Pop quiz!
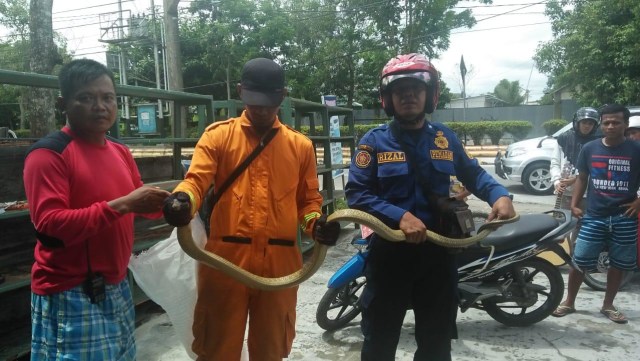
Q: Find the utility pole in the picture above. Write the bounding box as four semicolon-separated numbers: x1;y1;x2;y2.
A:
460;55;467;123
117;0;130;119
163;0;185;137
524;63;534;104
151;0;163;122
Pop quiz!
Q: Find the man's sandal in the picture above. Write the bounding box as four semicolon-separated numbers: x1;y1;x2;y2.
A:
600;308;628;324
552;304;576;317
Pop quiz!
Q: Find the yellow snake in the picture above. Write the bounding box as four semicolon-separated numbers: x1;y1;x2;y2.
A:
177;208;518;291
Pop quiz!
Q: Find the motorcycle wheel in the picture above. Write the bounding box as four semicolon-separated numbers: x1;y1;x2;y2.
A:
568;230;634;292
482;258;564;327
316;277;366;331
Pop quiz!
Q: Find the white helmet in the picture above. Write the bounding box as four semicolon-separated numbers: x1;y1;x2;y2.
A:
628;115;640;130
626;116;640;136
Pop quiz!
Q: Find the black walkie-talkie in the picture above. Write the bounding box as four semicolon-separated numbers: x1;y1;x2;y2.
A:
83;238;105;304
83;272;106;304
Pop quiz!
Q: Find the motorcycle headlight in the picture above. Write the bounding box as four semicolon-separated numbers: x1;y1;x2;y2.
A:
507;147;526;158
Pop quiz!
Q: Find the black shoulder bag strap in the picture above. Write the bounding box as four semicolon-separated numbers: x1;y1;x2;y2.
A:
201;127;279;234
212;127;278;206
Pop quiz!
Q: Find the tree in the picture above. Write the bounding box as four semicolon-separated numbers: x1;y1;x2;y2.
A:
126;0;491;112
534;0;640;105
1;0;30;129
25;0;60;137
0;42;25;129
491;79;525;106
163;0;184;92
438;76;452;110
0;0;28;41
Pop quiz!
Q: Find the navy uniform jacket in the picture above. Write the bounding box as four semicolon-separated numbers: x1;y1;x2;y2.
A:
345;121;509;230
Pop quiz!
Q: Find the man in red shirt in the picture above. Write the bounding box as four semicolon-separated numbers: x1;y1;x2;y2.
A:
23;59;169;360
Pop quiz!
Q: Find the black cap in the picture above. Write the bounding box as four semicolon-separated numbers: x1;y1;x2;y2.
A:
240;58;285;107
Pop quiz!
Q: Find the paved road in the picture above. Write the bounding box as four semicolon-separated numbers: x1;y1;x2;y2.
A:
133;162;640;361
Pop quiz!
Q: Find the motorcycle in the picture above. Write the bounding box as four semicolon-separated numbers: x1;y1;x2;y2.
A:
316;210;577;331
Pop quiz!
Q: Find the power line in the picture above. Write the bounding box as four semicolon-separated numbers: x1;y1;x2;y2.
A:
474;0;548;24
53;13;102;22
455;1;548;9
53;0;134;15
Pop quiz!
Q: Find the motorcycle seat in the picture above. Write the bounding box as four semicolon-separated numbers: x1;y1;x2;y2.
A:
477;214;559;252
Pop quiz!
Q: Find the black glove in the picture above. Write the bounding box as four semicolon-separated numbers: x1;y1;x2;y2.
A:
312;214;341;246
162;192;192;227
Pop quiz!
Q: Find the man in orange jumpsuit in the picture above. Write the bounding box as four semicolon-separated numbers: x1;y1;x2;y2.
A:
163;58;340;361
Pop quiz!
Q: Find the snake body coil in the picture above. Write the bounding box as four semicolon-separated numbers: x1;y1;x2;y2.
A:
177;208;517;290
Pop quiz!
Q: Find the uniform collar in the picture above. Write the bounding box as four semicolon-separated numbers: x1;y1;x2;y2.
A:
239;110;283;131
389;118;435;141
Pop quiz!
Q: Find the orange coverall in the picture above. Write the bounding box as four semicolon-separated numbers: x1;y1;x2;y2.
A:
174;111;323;360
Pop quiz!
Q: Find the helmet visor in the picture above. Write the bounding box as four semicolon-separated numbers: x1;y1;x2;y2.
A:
381;71;433;93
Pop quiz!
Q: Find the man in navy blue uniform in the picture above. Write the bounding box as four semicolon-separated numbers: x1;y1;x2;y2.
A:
345;53;516;361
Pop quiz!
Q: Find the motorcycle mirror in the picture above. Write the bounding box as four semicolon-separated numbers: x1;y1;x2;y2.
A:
537;136;554;148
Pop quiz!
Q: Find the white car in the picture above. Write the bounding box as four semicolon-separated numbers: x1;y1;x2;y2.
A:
494;124;572;195
495;106;640;195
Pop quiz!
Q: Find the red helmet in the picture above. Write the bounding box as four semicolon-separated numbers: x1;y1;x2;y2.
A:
379;53;440;116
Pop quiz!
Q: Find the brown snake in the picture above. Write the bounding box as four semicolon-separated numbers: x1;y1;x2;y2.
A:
177;208;519;291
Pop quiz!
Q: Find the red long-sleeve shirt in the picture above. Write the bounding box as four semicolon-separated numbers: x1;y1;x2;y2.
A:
24;127;145;295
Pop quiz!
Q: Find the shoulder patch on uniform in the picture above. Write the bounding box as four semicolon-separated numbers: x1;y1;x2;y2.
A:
430;149;453;161
358;144;374;152
355;150;372;168
377;152;405;163
434;130;449;149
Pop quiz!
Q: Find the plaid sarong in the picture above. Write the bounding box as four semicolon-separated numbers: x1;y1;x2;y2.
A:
31;278;136;361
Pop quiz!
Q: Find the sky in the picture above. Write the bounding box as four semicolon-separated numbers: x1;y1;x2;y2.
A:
437;0;553;102
46;0;553;102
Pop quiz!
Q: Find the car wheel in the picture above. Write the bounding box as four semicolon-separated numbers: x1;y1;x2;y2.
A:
521;161;553;195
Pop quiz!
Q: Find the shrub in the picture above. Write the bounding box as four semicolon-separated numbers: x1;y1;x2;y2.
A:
186;126;201;138
503;121;533;141
300;124;383;144
442;122;468;141
484;122;504;145
465;122;488;145
13;129;31;138
542;119;569;136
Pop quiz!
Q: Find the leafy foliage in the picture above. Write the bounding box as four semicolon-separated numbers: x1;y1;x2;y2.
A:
490;79;525;106
535;0;640;105
443;120;532;144
2;0;492;134
542;118;568;135
484;122;504;145
120;0;488;110
505;121;533;141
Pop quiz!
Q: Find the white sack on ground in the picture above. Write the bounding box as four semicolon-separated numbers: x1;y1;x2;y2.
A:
129;215;249;360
